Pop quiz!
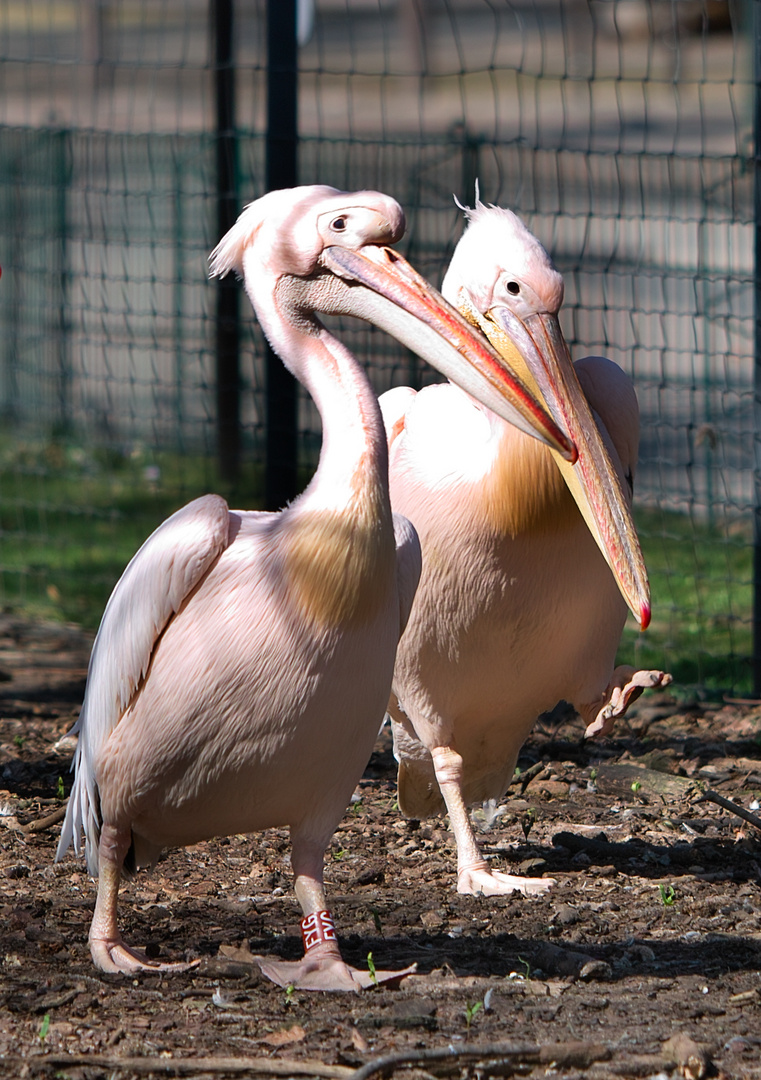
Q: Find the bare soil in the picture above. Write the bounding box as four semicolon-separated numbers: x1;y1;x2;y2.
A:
0;615;760;1079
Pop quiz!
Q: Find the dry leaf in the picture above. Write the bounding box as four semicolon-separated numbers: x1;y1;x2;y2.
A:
262;1024;306;1047
351;1027;369;1053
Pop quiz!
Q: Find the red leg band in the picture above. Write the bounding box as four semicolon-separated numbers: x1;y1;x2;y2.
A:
301;910;337;952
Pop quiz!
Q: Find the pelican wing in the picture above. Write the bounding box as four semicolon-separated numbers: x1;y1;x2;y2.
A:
57;494;231;873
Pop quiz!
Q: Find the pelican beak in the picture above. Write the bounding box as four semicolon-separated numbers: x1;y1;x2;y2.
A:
308;244;576;462
468;296;650;631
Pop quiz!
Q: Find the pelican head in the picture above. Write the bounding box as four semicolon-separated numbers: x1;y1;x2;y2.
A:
210;185;575;461
443;196;651;631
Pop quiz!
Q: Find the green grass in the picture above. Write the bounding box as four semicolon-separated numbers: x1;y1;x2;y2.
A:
618;507;752;698
0;437;754;697
0;436;266;629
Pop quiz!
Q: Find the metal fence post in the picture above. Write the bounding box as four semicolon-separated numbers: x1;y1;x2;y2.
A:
264;0;299;510
55;128;71;435
212;0;240;484
753;0;761;694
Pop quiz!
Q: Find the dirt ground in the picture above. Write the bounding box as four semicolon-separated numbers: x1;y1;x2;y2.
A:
0;615;760;1080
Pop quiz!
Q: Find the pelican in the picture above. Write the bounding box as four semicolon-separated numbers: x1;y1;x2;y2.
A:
56;186;574;990
381;197;671;897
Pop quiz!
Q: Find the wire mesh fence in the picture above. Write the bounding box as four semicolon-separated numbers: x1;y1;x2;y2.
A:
0;0;755;694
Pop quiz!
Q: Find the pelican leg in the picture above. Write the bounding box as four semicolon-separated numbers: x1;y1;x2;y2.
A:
253;832;415;992
88;824;198;975
430;745;554;898
583;667;673;739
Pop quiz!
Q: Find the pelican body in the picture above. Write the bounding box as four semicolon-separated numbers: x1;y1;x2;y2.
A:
382;199;670;897
57;186;573;988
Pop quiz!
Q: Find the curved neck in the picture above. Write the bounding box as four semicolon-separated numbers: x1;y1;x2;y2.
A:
261;316;396;628
299;328;391;523
251;275;391;524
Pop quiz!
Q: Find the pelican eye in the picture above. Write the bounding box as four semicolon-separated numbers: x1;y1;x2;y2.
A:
507;281;520;295
331;216;347;232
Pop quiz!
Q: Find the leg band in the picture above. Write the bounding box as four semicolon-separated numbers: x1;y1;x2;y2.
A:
301;910;337;952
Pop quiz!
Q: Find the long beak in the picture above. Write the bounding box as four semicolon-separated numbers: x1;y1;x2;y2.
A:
465;297;650;631
309;244;576;462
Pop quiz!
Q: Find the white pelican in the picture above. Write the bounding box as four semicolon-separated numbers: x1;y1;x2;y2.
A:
56;186;574;990
381;197;670;897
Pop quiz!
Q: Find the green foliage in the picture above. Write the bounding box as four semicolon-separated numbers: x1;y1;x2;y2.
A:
0;441;754;697
658;883;676;907
517;955;531;979
366;951;378;987
464;1000;482;1034
618;507;752;696
0;436;265;630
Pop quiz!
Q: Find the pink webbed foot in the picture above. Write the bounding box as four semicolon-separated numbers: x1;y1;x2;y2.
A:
457;860;555;897
584;667;673;739
255;942;414;992
253;910;415;992
90;935;201;975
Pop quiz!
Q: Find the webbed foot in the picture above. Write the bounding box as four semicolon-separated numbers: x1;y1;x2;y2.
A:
457;863;555;897
90;935;200;975
584;667;673;739
253;941;415;991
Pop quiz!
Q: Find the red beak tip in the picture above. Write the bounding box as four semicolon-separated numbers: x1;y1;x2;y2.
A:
639;604;651;632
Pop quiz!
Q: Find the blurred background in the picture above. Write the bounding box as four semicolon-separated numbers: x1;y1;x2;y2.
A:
0;0;755;695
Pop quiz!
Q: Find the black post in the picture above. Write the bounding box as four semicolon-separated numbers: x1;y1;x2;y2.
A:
55;129;71;435
753;0;761;694
212;0;240;484
265;0;299;510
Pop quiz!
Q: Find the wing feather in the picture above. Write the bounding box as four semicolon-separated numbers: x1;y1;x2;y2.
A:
56;494;231;873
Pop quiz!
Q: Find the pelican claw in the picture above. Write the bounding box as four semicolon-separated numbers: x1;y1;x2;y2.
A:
584;667;673;739
90;936;201;975
457;868;555;897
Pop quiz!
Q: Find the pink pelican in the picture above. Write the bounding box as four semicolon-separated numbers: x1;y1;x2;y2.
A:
56;186;574;989
381;197;671;897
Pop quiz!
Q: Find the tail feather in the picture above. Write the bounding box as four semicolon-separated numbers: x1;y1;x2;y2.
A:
56;731;102;877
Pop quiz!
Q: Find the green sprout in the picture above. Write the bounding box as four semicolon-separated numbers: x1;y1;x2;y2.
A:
56;776;65;799
517;955;531;979
38;1014;50;1043
370;906;383;935
284;983;295;1005
521;807;536;841
13;735;24;750
631;781;642;793
367;951;378;987
464;1000;482;1035
659;883;676;906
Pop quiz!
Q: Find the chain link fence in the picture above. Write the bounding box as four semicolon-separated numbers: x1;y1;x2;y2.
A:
0;0;754;693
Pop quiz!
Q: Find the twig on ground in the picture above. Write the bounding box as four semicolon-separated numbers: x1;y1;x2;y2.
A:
698;788;761;833
351;1040;611;1080
507;760;547;792
23;1054;353;1077
22;805;67;834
